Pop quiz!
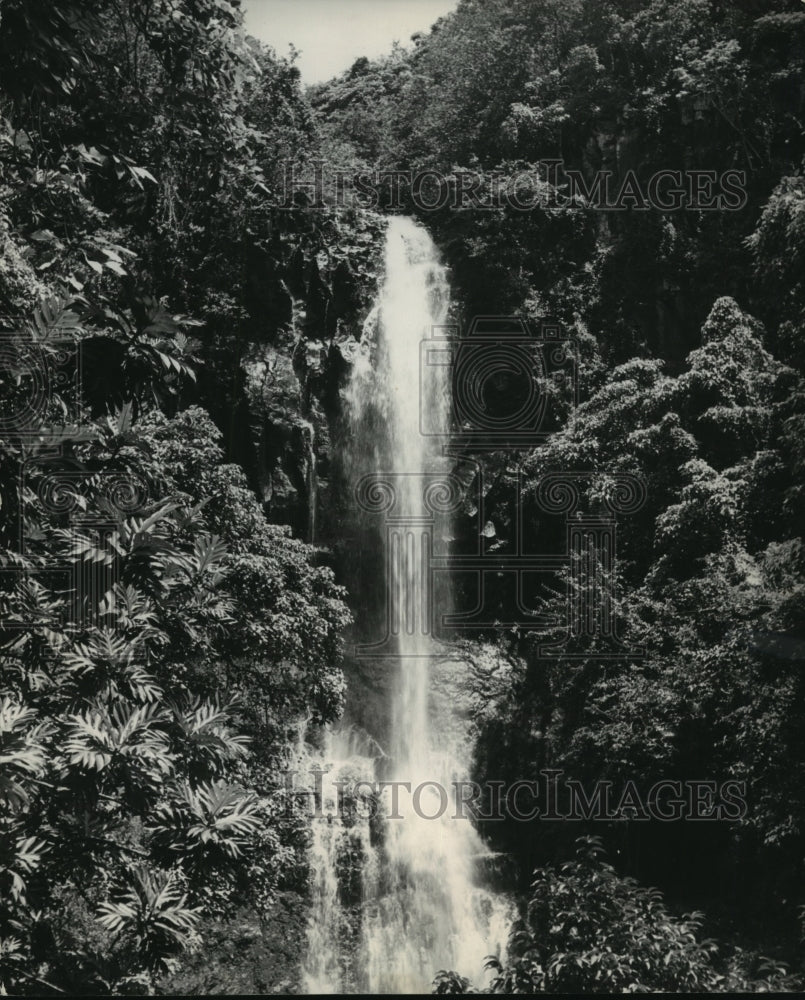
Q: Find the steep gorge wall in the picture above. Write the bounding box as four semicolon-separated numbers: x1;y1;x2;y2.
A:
237;211;387;542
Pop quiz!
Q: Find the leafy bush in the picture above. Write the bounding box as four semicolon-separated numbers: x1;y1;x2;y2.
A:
434;838;800;994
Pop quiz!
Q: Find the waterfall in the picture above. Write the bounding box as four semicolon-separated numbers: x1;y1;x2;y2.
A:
302;217;510;994
301;419;317;544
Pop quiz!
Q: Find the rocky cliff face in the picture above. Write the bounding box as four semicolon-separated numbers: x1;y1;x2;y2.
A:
240;211;386;544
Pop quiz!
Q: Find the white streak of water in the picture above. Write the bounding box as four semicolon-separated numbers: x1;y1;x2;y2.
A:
302;217;510;994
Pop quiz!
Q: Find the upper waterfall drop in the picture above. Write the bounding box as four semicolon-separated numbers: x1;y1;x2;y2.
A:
302;216;511;995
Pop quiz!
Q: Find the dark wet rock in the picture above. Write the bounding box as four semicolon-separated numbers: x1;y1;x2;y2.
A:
332;258;360;318
245;245;293;340
304;257;331;334
236;214;386;541
286;245;307;298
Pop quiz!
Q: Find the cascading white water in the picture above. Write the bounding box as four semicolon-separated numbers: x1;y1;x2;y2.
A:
302;217;510;995
300;419;317;544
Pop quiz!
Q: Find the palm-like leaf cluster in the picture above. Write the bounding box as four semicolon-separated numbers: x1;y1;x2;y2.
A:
96;866;201;971
150;781;262;864
0;373;269;990
0;699;49;812
0;359;353;994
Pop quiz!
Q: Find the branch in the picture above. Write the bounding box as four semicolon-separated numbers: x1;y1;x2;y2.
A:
89;836;150;859
7;967;65;995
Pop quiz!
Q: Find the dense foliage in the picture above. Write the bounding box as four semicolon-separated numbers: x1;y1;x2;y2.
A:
3;0;805;992
309;0;805;989
433;838;798;993
0;0;354;992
